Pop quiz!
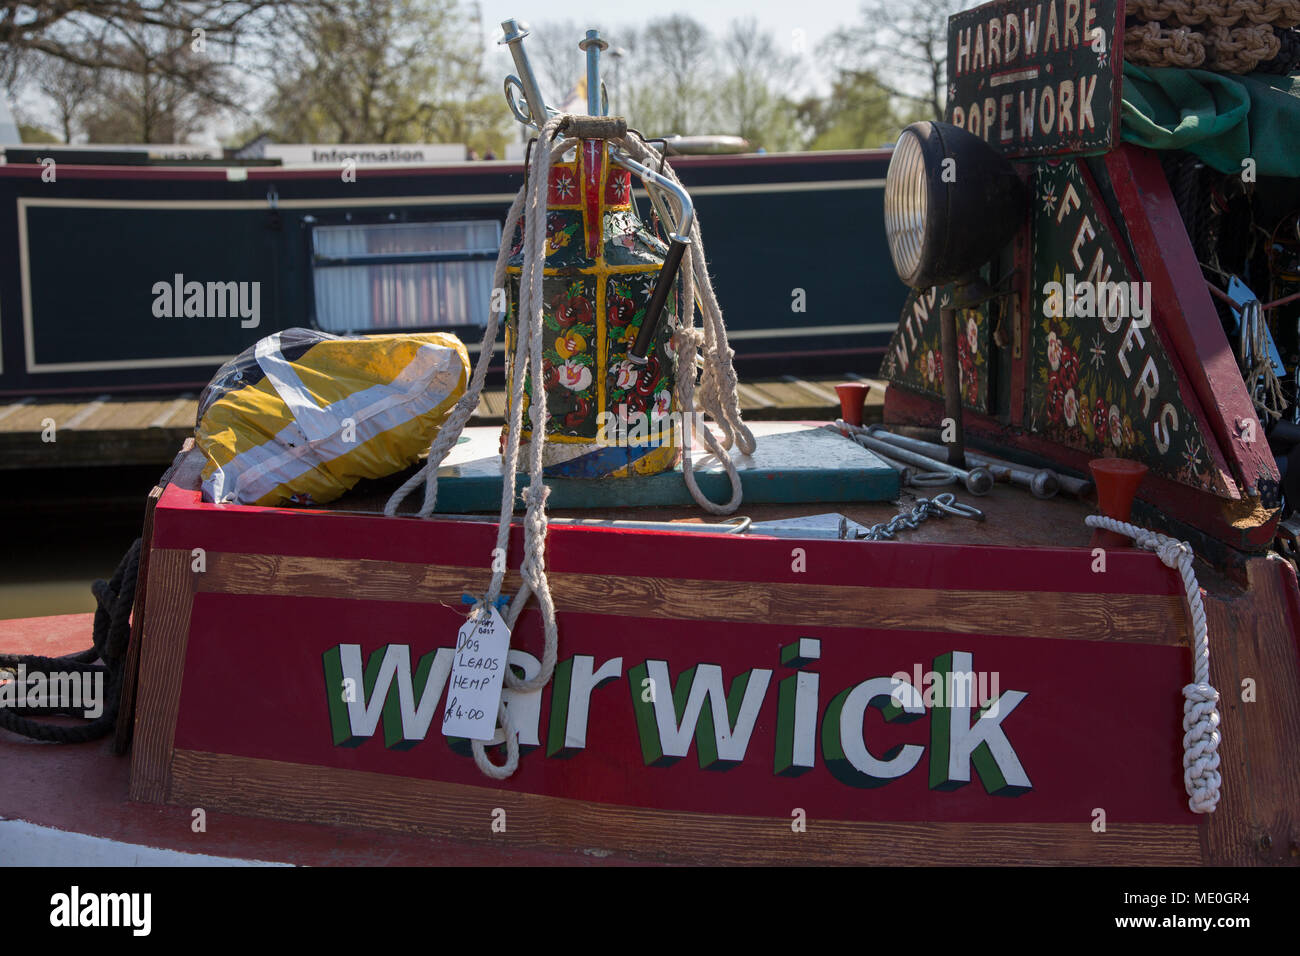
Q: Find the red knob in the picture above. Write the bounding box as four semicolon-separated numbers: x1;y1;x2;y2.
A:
835;382;871;427
1088;458;1148;550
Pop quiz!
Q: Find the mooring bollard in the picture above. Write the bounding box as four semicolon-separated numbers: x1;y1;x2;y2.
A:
835;382;871;428
1088;458;1149;550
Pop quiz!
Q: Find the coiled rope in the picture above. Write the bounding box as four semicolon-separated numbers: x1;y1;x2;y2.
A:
0;539;140;743
1130;0;1300;26
1258;25;1300;70
1204;22;1282;70
1125;0;1300;70
1126;22;1209;67
1084;516;1222;813
385;116;754;778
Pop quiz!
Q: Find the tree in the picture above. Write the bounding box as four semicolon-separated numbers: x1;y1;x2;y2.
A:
32;55;100;142
81;44;227;142
0;0;290;105
825;0;968;119
260;0;511;151
715;18;801;151
43;19;236;143
17;121;58;142
523;18;587;105
796;70;925;151
632;15;713;135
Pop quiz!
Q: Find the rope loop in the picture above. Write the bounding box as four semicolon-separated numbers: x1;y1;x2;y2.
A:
1125;0;1300;70
387;117;755;780
470;701;520;779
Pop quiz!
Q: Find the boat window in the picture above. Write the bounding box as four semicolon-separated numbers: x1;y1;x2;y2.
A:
310;219;502;333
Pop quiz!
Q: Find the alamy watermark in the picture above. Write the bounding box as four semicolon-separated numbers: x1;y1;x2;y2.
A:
595;405;709;448
890;663;1002;716
0;665;104;718
151;273;261;328
50;886;151;936
1042;275;1151;326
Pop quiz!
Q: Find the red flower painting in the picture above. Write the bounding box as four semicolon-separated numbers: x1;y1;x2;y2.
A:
1092;397;1108;443
608;293;636;328
551;292;593;329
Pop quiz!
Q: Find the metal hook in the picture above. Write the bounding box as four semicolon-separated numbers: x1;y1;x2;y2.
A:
908;471;957;487
930;493;985;522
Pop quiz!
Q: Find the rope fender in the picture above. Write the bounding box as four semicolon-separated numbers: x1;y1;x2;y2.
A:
1084;516;1222;813
0;538;141;744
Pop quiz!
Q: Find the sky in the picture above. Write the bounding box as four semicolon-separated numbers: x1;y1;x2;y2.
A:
475;0;866;97
476;0;861;48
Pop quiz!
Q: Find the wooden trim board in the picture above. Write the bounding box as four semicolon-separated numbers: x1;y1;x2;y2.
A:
168;749;1202;866
188;550;1189;645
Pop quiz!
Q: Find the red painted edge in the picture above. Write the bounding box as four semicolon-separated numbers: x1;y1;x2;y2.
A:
0;713;618;866
1075;159;1239;499
153;478;1182;596
885;385;1275;551
1104;145;1277;497
661;149;895;169
0;165;256;182
0;149;891;183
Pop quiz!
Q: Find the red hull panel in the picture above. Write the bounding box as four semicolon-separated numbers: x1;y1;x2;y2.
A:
114;450;1300;864
174;591;1192;825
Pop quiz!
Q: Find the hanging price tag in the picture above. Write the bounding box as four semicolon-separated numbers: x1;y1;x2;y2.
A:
441;606;510;741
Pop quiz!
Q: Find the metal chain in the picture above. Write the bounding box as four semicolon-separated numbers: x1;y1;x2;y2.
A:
859;494;956;541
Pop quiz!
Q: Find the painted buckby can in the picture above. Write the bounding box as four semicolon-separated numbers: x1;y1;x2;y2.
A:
504;138;682;478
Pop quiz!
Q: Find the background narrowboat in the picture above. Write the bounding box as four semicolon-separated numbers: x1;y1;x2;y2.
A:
0;148;904;399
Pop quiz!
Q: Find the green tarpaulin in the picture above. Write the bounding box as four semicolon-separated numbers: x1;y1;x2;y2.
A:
1121;63;1300;177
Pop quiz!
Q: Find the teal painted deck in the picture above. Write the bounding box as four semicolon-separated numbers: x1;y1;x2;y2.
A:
431;421;899;511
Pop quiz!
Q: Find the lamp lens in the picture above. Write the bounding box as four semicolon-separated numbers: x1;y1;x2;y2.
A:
884;129;930;285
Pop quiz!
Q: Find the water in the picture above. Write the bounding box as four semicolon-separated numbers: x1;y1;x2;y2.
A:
0;467;156;622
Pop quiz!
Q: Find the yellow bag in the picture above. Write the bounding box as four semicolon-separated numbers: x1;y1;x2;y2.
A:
196;329;469;506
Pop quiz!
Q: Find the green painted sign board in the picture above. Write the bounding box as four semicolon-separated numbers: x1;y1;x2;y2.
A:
1027;160;1226;495
879;286;993;416
945;0;1124;159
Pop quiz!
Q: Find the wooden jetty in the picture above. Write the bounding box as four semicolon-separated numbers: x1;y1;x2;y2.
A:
0;375;885;469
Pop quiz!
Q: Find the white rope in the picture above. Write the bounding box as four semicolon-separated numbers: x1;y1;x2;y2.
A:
383;131;573;521
1085;515;1222;813
615;133;756;514
384;119;754;777
464;117;566;778
384;119;571;778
